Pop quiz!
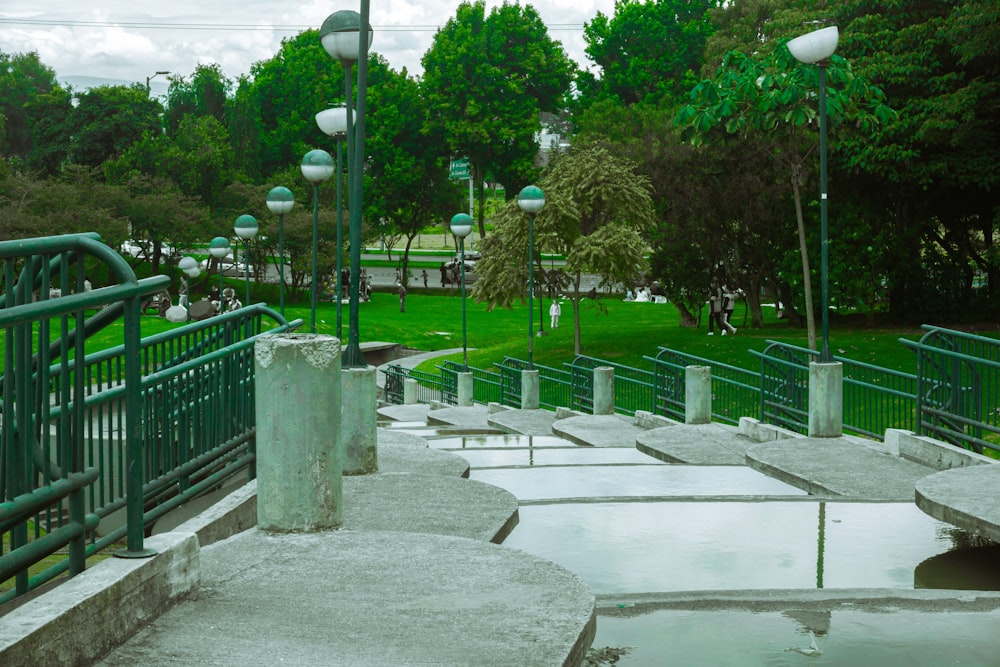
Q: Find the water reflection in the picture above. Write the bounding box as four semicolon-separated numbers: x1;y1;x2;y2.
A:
503;502;998;593
593;608;1000;666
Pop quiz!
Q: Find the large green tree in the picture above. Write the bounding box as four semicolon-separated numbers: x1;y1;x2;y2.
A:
578;0;722;109
421;0;575;237
475;144;653;354
677;42;893;349
0;50;60;163
364;65;463;285
67;85;163;168
164;64;232;136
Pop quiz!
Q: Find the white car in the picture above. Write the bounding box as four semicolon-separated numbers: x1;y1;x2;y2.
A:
121;240;175;259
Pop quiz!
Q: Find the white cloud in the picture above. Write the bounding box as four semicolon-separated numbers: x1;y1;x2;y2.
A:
0;0;615;84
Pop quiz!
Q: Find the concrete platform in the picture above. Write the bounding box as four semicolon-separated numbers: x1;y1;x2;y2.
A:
552;414;645;448
377;403;430;423
746;436;936;501
916;464;1000;543
637;423;753;465
96;530;596;667
487;408;556;435
426;404;497;430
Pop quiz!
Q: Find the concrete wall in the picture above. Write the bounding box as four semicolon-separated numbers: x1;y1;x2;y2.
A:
885;429;997;471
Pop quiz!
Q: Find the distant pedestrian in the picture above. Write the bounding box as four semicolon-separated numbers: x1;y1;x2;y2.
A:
707;285;722;335
421;269;428;288
398;284;407;312
721;286;737;336
439;262;449;287
549;300;561;329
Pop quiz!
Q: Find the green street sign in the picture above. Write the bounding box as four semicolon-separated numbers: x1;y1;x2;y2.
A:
449;158;471;180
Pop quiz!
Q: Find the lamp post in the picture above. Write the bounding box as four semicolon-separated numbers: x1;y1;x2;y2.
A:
266;186;295;318
320;8;373;368
451;213;474;370
517;185;545;370
145;70;170;93
788;25;838;363
301;149;335;332
315;105;349;339
234;214;259;307
209;236;231;303
178;256;200;321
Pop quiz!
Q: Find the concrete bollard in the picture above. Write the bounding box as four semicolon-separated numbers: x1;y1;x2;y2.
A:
341;366;378;475
457;371;474;407
593;366;614;415
403;377;418;404
254;334;342;532
685;365;712;424
808;361;844;437
521;369;540;409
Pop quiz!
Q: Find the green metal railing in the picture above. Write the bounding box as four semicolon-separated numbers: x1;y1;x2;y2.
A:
752;340;918;439
497;357;572;410
437;361;505;406
649;348;761;425
902;326;1000;454
1;233;300;604
567;355;655;415
380;328;993;458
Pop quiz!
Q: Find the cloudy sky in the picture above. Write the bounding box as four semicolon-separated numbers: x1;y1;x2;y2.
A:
1;0;617;90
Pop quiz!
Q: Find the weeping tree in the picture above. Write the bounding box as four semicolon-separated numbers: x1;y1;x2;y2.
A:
475;144;654;355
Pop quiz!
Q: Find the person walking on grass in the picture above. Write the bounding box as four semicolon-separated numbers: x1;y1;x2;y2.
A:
549;300;561;329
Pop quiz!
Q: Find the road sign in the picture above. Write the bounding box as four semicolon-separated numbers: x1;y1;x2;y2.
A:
449;158;471;180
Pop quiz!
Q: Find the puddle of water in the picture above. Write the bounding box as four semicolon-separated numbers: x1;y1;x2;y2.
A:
502;502;991;593
471;465;806;500
456;447;665;468
592;608;1000;666
427;434;570;449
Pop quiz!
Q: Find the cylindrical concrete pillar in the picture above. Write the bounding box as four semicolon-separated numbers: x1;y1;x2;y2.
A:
403;377;418;404
254;334;342;532
521;369;540;410
809;361;844;437
457;371;474;407
685;365;712;424
593;366;614;415
341;366;378;474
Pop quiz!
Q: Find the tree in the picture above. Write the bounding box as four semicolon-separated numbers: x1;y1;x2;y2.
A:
364;63;463;285
421;0;574;237
67;85;163;167
677;45;893;349
0;50;60;162
577;0;722;109
164;64;232;136
475;145;654;354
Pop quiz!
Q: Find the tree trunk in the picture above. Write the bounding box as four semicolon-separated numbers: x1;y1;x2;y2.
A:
745;277;764;328
791;168;817;351
675;303;697;327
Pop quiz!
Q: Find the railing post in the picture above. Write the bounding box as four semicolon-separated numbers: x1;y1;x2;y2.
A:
457;371;474;406
403;378;418;404
809;361;843;437
685;365;712;424
340;365;378;475
521;369;540;409
254;334;343;531
593;366;614;415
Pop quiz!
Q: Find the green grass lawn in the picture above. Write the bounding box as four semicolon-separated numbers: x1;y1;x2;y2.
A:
270;290;929;374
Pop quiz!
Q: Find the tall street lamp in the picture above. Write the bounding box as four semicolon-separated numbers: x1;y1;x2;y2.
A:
788;24;838;363
178;256;200;321
145;70;170;93
209;236;231;304
451;213;474;370
518;185;545;370
320;8;373;368
266;186;295;318
301;149;335;332
315;105;349;339
234;214;259;307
